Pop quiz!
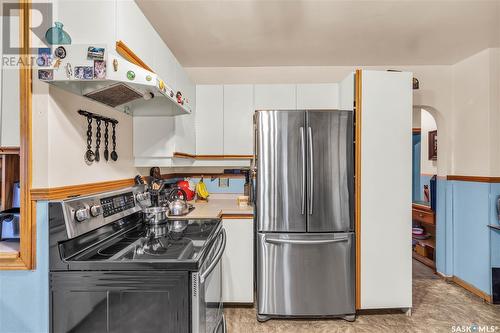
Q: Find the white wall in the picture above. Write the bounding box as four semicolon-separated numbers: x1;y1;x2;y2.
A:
451;48;500;177
420;109;437;175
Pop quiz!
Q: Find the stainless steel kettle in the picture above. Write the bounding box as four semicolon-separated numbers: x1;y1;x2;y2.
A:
167;188;192;216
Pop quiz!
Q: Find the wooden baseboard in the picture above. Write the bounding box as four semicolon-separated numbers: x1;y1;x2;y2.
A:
451;276;492;303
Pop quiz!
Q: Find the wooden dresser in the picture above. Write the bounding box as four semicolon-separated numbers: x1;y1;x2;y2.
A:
412;203;436;269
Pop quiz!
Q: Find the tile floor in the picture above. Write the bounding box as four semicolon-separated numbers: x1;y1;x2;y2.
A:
224;260;500;332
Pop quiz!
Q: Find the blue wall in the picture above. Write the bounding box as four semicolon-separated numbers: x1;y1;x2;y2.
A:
451;181;491;294
412;134;421;201
190;177;244;194
435;180;500;295
0;202;49;333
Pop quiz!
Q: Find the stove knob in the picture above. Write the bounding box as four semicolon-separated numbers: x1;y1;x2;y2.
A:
90;204;103;217
75;208;90;222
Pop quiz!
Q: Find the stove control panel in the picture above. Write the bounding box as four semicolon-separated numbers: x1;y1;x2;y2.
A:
100;192;135;218
60;185;146;239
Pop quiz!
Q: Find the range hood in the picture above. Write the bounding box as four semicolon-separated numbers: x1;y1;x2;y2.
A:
38;44;191;116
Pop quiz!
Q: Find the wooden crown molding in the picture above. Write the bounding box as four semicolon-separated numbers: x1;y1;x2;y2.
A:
115;40;154;73
446;175;500;183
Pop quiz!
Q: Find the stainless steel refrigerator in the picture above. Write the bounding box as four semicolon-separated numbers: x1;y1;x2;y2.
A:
254;110;355;322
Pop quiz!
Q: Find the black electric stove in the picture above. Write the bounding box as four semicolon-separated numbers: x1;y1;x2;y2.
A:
48;185;226;333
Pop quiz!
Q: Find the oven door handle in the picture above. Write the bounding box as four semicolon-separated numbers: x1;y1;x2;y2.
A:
200;228;226;283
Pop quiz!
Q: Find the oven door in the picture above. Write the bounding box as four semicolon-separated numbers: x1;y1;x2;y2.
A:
192;228;226;333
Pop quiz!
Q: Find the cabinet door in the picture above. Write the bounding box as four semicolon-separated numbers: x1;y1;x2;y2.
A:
254;84;296;110
339;72;355;110
223;85;254;155
222;219;254;303
360;70;412;309
196;85;223;155
296;83;339;110
133;117;176;158
1;66;20;147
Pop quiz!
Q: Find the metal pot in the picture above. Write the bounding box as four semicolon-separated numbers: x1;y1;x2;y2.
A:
143;206;169;225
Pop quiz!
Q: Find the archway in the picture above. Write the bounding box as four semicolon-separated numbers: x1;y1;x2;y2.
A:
412;105;447;278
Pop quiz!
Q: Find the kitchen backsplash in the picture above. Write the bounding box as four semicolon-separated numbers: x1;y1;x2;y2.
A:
190;177;244;194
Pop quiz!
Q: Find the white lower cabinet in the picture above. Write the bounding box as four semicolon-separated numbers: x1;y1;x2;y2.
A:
222;218;254;303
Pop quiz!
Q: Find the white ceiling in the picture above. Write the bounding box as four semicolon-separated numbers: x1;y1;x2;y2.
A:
136;0;500;67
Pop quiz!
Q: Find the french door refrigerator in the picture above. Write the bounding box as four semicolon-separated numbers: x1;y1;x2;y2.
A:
254;110;355;322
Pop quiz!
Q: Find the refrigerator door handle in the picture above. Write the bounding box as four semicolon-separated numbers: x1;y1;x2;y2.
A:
300;126;306;215
308;126;314;215
264;237;348;245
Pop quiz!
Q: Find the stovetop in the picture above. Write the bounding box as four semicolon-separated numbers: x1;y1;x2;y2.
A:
67;219;220;268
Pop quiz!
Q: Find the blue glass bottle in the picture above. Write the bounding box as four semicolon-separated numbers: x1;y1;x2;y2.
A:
45;22;72;45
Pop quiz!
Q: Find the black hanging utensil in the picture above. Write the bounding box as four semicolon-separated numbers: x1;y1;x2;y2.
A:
103;120;109;161
110;121;118;161
94;118;102;162
84;115;95;164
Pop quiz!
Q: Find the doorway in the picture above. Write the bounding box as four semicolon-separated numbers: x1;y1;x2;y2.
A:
412;108;438;270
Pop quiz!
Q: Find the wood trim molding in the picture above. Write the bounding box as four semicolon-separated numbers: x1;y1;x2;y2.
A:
30;178;137;201
412;202;434;213
1;0;34;270
173;152;253;160
220;214;253;219
163;173;245;179
452;276;492;303
115;40;154;73
354;69;362;309
0;147;20;155
446;175;500;183
30;173;248;201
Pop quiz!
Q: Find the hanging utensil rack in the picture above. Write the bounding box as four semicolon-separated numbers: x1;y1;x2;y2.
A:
77;110;119;125
78;110;119;163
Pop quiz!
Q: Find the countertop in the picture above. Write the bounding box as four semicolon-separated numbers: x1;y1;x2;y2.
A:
169;194;254;220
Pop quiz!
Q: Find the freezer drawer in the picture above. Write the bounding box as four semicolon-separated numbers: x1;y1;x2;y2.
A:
257;232;355;317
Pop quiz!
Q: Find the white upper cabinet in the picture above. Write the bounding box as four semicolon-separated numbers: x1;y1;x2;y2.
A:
223;85;254;155
254;84;296;110
196;85;223;155
133;117;176;159
339;72;355;110
296;83;339;109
